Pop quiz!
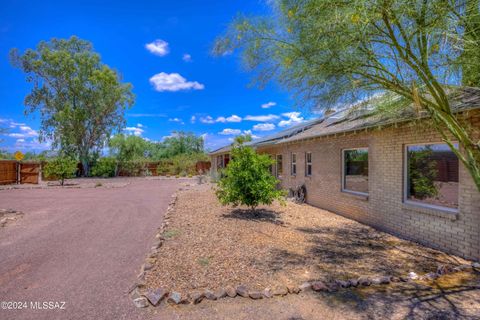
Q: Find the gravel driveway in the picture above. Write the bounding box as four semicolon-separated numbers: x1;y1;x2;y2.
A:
0;178;184;320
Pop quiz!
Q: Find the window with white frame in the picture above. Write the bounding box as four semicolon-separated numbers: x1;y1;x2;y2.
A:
305;152;312;176
342;148;369;195
405;143;459;210
276;154;283;177
291;153;297;176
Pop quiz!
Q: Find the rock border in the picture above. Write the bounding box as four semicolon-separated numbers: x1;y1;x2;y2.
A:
129;187;480;308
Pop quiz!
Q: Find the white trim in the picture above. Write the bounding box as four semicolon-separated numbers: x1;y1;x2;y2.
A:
341;147;369;196
403;142;459;212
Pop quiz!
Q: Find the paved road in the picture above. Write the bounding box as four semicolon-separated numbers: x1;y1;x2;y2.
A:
0;178;182;320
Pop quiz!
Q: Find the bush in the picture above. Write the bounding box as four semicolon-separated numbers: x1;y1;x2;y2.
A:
215;143;285;210
43;156;78;186
119;159;147;176
156;153;207;176
91;157;117;177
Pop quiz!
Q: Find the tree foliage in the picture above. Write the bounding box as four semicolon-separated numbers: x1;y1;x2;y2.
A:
215;142;285;210
91;157;117;177
214;0;480;191
43;156;78;186
10;36;134;176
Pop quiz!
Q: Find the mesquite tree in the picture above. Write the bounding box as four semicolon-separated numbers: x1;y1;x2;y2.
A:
10;36;134;176
214;0;480;191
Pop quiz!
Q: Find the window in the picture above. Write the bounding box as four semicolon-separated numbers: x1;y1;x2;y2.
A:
291;153;297;176
216;155;224;169
342;148;369;195
276;154;283;177
405;143;459;210
305;152;312;176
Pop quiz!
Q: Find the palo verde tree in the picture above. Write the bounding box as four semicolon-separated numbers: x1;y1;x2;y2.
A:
215;137;285;211
10;36;134;176
214;0;480;191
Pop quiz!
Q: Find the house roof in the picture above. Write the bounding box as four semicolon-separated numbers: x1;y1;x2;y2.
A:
209;87;480;155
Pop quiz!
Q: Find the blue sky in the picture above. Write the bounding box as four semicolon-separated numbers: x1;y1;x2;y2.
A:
0;0;313;152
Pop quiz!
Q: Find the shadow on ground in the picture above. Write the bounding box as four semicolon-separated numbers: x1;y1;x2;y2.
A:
222;208;284;225
319;271;480;319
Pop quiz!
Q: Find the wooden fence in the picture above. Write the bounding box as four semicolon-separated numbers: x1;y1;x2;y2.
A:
0;160;41;185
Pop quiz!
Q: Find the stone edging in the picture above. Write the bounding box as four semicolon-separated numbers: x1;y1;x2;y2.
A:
129;190;480;308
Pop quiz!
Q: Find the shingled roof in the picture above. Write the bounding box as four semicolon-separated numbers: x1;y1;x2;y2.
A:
209;87;480;155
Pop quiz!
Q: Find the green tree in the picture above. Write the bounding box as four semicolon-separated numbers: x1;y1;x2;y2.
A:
109;134;149;162
43;156;78;186
10;36;134;176
161;131;205;158
214;0;480;191
462;0;480;86
91;157;117;177
215;141;285;211
408;147;439;199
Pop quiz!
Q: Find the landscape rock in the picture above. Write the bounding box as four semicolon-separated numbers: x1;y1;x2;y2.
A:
408;272;419;280
133;297;149;308
167;292;182;304
191;292;204;304
472;262;480;269
358;277;371;286
390;276;400;283
249;291;264;299
287;284;300;294
145;288;168;306
349;279;359;287
272;286;288;296
143;263;153;271
204;290;217;300
311;281;328;292
458;264;472;271
299;282;312;291
225;286;237;298
214;288;227;299
263;288;273;298
180;295;191;304
236;285;249;298
335;280;351;288
422;272;439;281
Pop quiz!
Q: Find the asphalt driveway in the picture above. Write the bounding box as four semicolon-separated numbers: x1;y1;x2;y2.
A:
0;178;182;320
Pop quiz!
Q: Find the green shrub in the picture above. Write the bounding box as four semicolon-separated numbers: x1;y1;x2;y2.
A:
408;148;439;199
119;159;147;176
156;153;207;176
91;157;117;177
43;156;78;186
215;143;285;210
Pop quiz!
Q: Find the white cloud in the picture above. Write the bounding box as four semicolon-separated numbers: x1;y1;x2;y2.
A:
14;138;50;151
242;130;260;139
215;114;242;123
182;53;192;62
200;116;216;124
137;123;144;128
190;115;196;124
124;125;145;136
261;101;276;109
168;117;185;124
145;39;169;56
244;114;280;122
127;113;166;118
7;125;38;138
219;128;242;135
278;112;304;127
253;123;276;131
149;72;205;92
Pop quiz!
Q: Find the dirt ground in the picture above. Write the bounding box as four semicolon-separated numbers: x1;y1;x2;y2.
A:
145;183;469;295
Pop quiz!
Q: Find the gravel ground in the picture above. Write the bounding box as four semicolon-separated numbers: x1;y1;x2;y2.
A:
145;183;469;295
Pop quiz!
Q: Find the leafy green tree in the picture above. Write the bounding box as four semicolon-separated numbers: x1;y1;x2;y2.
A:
109;134;149;162
91;157;117;177
10;36;134;176
43;156;78;186
462;0;480;86
214;0;480;191
160;131;205;158
215;141;285;211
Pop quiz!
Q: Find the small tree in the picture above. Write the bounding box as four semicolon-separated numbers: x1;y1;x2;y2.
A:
215;141;285;211
91;157;117;177
43;157;78;186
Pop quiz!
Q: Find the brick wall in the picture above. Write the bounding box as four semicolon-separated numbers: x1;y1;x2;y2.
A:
257;111;480;261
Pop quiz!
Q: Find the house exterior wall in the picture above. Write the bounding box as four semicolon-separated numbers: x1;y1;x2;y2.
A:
210;111;480;260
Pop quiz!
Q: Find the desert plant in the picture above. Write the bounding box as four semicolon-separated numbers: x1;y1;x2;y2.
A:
43;156;78;186
408;148;439;199
91;157;117;178
215;142;285;211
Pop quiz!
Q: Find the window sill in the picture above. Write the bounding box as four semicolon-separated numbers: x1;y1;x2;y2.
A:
402;202;459;221
341;190;369;201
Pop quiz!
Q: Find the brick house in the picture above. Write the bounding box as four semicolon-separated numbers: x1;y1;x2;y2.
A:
210;89;480;261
